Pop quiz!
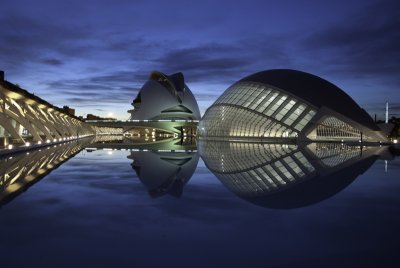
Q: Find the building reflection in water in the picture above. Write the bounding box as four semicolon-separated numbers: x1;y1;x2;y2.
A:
128;150;199;198
199;141;392;208
0;139;92;206
87;135;199;198
0;133;395;207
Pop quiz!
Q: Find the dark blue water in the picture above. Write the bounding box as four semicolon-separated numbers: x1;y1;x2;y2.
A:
0;148;399;267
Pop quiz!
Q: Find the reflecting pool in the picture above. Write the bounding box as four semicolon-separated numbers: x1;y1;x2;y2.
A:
0;137;399;267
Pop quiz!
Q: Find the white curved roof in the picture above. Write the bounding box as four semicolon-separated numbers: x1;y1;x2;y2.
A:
129;71;200;120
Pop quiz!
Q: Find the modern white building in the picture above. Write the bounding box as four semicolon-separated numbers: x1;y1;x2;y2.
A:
128;71;200;121
199;69;387;142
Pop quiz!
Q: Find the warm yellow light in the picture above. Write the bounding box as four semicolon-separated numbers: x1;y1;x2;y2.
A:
394;139;398;144
25;142;30;146
37;141;42;144
46;139;51;143
7;144;13;149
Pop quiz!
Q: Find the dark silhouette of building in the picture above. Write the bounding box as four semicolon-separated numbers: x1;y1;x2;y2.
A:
85;114;116;121
62;106;75;116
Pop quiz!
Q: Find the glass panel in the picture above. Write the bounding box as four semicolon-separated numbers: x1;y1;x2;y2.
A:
265;95;287;116
256;92;278;113
294;110;315;131
249;89;271;110
275;100;296;121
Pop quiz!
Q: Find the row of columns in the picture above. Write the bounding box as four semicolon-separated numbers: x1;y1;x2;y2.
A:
0;87;95;145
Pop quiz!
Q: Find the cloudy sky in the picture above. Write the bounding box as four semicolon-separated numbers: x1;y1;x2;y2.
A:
1;0;399;119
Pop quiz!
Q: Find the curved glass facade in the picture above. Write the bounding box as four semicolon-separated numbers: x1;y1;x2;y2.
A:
199;69;387;142
199;81;316;139
310;116;369;141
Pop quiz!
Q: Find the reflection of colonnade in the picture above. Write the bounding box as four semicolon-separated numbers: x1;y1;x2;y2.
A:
0;138;92;205
0;72;95;147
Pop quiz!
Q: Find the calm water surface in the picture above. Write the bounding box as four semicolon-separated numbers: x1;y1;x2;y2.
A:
0;141;399;268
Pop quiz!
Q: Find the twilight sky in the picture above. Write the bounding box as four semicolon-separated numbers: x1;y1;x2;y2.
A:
1;0;399;120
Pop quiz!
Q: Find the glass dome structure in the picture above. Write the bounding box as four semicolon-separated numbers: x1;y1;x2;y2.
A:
198;69;387;142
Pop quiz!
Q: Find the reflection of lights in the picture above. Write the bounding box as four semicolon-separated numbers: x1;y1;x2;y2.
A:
107;151;113;155
7;144;13;149
25;142;30;146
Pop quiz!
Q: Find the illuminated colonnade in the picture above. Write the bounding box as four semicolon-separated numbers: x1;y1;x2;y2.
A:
0;76;95;146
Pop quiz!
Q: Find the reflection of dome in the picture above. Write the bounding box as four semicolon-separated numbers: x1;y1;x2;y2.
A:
199;141;385;208
199;69;387;142
128;151;199;198
128;71;200;120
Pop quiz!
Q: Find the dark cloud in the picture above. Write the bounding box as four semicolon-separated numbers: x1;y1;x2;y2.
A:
41;58;64;66
155;38;293;85
0;15;91;68
156;44;250;83
88;71;147;84
43;71;141;105
0;0;398;118
304;0;400;80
